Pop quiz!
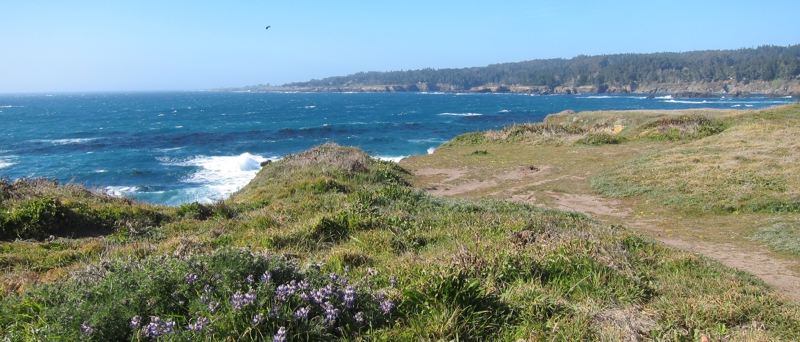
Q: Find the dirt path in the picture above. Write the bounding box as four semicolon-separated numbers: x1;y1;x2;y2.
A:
409;166;800;302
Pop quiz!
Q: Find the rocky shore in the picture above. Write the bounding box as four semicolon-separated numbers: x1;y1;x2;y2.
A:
216;79;800;97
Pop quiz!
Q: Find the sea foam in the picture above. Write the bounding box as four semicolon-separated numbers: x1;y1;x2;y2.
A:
175;153;276;203
438;113;483;117
31;138;98;145
376;156;407;163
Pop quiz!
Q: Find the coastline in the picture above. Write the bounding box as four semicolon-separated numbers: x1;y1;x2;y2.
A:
214;79;800;97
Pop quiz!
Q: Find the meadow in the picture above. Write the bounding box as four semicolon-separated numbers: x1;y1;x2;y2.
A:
2;105;800;341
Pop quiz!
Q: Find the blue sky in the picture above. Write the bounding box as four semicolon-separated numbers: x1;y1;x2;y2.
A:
1;0;798;93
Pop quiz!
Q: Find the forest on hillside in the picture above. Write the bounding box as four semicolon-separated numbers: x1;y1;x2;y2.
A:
283;45;800;91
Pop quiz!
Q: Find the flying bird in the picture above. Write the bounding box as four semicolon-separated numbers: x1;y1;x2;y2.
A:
266;25;271;30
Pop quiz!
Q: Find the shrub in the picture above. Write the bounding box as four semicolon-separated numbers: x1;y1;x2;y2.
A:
577;133;628;145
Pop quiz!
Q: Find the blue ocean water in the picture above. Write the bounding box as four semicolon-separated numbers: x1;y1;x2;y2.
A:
0;92;794;205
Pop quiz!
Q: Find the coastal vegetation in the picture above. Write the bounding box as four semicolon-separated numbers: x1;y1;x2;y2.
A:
232;45;800;96
2;105;800;340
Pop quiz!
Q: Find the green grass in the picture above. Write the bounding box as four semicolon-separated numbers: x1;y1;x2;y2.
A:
591;104;800;214
751;219;800;255
2;142;800;340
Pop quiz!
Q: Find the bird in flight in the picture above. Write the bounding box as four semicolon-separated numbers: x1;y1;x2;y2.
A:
266;25;271;30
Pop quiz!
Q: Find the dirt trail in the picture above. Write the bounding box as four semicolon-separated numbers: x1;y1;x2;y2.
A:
410;166;800;302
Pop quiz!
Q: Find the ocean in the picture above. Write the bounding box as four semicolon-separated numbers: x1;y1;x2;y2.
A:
0;92;794;206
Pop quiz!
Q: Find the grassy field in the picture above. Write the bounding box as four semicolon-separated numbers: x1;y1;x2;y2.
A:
1;105;800;341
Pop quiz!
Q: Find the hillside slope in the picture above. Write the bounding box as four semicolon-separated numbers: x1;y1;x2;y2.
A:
1;139;799;340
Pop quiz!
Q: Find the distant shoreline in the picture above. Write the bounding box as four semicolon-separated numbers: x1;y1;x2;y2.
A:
213;80;800;98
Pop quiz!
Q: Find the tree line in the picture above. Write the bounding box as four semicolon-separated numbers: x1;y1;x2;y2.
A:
284;45;800;90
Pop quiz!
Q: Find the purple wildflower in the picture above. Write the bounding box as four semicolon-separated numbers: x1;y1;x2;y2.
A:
328;273;339;282
321;301;340;324
379;299;395;315
246;274;255;284
208;301;220;314
244;288;258;304
294;306;310;320
252;313;265;325
273;326;287;342
203;284;214;294
231;291;246;310
184;273;199;285
367;268;379;277
144;317;176;339
297;279;310;291
342;286;356;309
390;275;397;288
130;315;142;328
260;270;272;284
354;311;365;324
275;284;296;302
80;321;94;335
200;295;210;304
298;292;310;302
187;317;210;331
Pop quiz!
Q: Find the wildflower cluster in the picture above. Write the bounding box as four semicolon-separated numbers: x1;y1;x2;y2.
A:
121;249;400;340
142;316;176;339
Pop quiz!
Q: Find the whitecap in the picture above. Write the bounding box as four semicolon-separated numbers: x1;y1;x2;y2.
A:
305;105;316;109
663;99;713;104
427;147;436;154
376;155;407;163
104;186;143;197
732;104;741;107
438;113;483;117
654;95;673;100
0;159;15;169
95;170;107;173
499;109;511;113
154;146;185;152
165;153;278;202
408;138;448;143
31;138;98;145
175;126;183;129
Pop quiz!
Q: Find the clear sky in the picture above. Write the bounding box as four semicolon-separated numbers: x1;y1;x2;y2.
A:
2;0;799;93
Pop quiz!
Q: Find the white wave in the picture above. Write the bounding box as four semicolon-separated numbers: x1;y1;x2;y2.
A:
438;113;483;117
166;153;278;202
175;126;183;129
154;146;185;152
0;159;15;169
732;104;741;107
31;138;98;145
746;104;754;107
408;138;448;143
427;147;436;154
654;95;673;100
664;99;710;104
305;105;316;109
376;155;407;163
582;96;613;99
94;170;107;173
499;109;511;113
0;105;23;108
104;186;144;197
